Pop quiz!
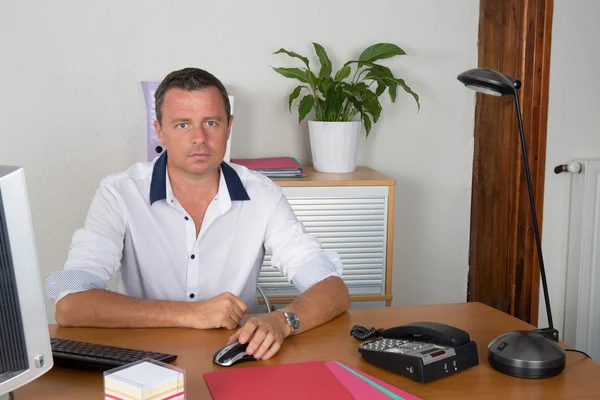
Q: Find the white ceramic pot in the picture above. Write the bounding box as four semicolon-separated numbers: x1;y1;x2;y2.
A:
308;121;361;173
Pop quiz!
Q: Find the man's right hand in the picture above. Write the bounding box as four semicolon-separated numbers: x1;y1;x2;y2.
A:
54;289;248;330
191;292;248;330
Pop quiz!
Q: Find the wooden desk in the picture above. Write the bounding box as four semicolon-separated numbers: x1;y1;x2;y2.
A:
16;303;600;399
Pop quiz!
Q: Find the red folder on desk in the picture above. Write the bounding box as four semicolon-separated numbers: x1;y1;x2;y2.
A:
203;360;421;400
203;360;353;400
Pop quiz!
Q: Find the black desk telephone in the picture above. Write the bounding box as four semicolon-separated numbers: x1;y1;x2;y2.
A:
353;322;479;383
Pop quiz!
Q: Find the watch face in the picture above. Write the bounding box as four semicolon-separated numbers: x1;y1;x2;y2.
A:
291;317;300;330
285;312;300;331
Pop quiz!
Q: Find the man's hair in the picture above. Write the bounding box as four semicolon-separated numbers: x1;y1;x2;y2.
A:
154;67;231;123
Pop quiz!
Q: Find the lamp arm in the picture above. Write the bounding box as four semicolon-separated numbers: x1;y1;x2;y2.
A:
513;90;554;330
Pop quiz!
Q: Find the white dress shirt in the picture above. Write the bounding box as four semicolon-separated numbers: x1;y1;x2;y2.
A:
46;153;342;313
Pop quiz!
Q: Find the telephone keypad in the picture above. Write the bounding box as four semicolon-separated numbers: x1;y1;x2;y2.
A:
360;338;429;353
360;338;443;358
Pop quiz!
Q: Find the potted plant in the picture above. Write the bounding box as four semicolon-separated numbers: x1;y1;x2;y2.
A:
273;42;420;173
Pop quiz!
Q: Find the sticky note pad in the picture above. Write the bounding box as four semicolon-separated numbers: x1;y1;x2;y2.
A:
104;359;185;400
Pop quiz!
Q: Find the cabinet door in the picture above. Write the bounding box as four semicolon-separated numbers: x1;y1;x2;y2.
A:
258;186;389;298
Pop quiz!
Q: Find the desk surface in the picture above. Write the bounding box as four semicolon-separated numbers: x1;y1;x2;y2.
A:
16;302;600;399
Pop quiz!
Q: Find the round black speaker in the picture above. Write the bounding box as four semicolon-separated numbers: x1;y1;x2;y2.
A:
488;330;566;379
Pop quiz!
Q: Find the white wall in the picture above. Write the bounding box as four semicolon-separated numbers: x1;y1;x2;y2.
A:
540;0;600;336
0;0;479;323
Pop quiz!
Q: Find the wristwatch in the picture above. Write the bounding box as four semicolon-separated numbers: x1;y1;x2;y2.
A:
278;310;300;335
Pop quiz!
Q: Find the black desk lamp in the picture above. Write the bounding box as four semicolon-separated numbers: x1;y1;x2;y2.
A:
457;68;566;379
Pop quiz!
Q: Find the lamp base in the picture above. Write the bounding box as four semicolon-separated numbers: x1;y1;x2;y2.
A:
488;330;566;379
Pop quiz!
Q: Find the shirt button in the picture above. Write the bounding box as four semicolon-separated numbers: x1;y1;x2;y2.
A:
184;216;189;221
189;293;195;299
191;254;196;259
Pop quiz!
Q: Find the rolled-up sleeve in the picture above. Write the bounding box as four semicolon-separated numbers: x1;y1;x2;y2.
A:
46;182;126;304
264;190;343;293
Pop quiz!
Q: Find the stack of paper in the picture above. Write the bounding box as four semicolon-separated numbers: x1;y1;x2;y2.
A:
203;360;421;400
231;157;305;178
104;360;185;400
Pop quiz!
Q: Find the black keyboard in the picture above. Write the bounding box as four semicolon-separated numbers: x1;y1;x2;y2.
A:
50;337;178;371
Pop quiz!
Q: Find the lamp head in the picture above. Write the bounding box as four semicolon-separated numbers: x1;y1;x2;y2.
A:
457;68;521;96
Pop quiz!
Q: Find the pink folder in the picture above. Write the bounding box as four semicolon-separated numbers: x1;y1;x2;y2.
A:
325;361;422;400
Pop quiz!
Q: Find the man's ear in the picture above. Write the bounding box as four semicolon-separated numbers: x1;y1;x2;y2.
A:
226;115;234;140
153;120;165;146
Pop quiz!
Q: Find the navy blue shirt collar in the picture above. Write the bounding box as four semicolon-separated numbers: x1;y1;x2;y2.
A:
149;152;250;205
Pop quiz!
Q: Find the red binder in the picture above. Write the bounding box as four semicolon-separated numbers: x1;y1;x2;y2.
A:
230;157;301;171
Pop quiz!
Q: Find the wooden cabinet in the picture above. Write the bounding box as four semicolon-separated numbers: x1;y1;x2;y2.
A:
259;167;395;307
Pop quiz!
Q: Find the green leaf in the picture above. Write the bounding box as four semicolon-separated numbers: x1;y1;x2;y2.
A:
342;82;367;97
334;65;351;81
366;72;397;102
387;80;398;102
288;85;304;112
395;78;420;111
318;77;332;95
273;48;309;68
380;76;420;110
342;60;355;69
355;82;368;92
306;69;318;90
298;95;314;123
376;77;398;102
366;63;394;79
322;83;346;121
364;93;382;123
358;43;406;63
272;67;308;83
314;95;327;120
365;64;419;108
363;65;395;96
362;113;372;136
312;42;332;78
372;99;382;123
347;95;362;115
363;71;386;87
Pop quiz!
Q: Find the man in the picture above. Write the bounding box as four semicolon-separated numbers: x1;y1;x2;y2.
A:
46;67;350;360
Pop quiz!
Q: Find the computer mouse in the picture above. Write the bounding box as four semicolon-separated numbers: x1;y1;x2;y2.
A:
212;341;258;367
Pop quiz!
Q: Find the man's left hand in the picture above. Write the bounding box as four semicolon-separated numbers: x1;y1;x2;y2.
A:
227;312;291;360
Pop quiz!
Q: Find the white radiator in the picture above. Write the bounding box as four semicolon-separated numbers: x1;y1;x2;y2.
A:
564;159;600;362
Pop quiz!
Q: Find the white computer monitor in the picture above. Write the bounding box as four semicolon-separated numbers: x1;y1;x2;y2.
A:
0;166;53;398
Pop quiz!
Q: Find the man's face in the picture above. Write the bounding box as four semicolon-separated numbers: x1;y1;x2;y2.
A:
154;87;232;179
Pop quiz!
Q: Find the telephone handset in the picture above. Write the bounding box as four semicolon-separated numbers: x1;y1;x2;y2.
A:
355;322;479;383
381;322;471;347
